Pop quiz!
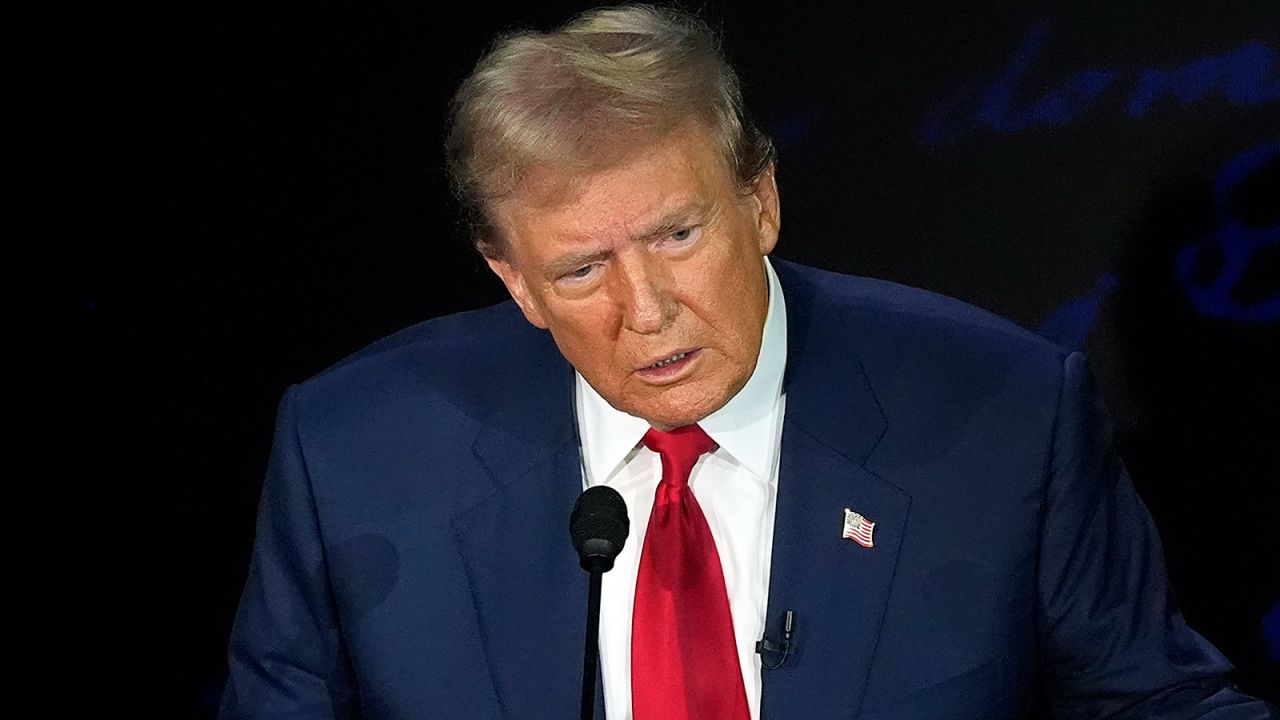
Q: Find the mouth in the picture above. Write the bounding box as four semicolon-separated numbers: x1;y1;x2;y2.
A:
635;348;703;384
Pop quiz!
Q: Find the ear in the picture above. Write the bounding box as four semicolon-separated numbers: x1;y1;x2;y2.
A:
485;255;549;329
749;163;781;255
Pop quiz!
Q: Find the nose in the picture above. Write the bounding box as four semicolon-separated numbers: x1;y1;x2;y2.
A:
613;254;675;335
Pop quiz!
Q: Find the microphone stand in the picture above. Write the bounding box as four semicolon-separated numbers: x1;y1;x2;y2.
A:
581;570;603;720
570;485;627;720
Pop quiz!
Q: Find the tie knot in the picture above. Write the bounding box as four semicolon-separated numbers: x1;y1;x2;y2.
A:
642;424;717;489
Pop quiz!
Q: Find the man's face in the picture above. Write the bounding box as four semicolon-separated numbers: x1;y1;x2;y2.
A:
486;124;781;430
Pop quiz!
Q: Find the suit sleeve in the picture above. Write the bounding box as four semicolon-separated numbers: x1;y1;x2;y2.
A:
219;386;361;719
1036;352;1276;719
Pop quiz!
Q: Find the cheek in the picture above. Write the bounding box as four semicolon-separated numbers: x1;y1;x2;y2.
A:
545;303;623;369
694;268;768;367
689;263;762;334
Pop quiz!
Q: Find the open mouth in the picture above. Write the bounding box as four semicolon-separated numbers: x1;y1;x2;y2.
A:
635;348;703;383
646;351;692;369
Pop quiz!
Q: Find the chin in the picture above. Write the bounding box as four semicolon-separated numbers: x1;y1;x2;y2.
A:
632;386;730;430
641;411;704;432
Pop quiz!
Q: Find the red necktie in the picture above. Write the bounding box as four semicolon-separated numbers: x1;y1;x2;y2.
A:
632;424;750;720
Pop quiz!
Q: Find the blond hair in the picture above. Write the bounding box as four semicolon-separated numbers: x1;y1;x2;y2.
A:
446;4;775;258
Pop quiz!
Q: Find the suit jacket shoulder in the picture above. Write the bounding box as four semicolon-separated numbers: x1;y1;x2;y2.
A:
775;257;1066;383
773;258;1068;481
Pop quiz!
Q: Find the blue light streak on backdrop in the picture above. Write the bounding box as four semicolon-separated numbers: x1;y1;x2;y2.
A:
1177;140;1280;323
922;25;1278;146
923;24;1279;331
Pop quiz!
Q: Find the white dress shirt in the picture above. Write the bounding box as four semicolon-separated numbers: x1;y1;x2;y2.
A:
575;257;788;720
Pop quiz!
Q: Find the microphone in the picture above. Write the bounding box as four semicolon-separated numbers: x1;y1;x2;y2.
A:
569;486;629;720
755;609;796;670
570;486;629;573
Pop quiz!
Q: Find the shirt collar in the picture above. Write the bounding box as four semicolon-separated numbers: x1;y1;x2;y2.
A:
576;256;788;483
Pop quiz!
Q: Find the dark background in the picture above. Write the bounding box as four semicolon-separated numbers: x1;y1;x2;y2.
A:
79;1;1278;716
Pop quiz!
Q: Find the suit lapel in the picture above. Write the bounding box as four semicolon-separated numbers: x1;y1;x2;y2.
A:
450;329;591;719
761;261;912;719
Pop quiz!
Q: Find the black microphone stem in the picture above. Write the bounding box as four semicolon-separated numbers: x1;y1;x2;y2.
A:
581;571;603;720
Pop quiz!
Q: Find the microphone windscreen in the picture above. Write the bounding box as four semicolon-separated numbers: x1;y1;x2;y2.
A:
570;485;629;561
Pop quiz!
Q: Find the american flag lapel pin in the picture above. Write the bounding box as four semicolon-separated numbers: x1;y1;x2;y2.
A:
842;508;875;548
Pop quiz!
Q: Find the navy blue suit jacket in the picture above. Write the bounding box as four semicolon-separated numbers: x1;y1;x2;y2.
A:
221;260;1274;719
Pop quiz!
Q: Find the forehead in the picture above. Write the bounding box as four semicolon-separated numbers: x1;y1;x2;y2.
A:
496;125;736;257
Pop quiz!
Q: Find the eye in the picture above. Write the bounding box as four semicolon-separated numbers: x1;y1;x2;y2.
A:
666;226;701;245
559;263;601;285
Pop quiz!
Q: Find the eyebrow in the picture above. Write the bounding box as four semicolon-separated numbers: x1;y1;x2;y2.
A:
540;200;714;279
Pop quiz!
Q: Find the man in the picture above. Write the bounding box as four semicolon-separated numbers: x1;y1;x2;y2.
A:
220;5;1276;719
